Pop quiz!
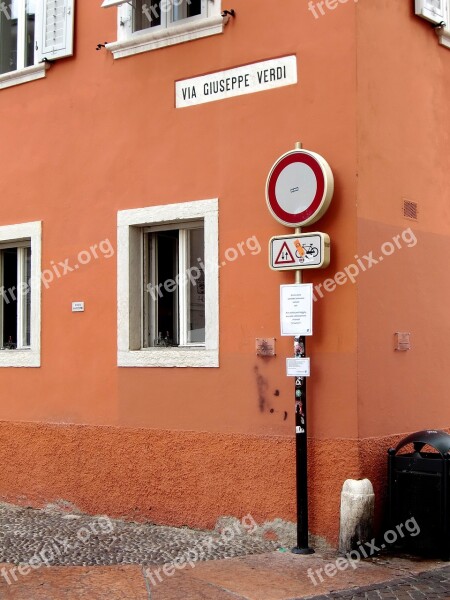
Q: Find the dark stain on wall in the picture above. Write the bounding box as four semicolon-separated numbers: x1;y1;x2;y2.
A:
254;366;269;412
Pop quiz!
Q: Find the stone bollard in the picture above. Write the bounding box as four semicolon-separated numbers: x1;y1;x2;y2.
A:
339;479;375;554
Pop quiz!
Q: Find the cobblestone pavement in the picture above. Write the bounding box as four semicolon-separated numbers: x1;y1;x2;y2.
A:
0;502;282;567
302;565;450;599
0;502;449;599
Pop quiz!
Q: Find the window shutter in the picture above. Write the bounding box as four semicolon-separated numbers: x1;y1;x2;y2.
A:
415;0;447;25
36;0;75;62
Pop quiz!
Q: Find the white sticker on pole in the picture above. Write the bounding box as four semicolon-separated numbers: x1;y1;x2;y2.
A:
286;358;310;377
280;284;313;336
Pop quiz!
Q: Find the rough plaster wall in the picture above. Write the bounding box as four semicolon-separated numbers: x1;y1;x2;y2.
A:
0;421;405;546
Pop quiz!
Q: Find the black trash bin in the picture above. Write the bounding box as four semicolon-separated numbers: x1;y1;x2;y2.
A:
388;429;450;559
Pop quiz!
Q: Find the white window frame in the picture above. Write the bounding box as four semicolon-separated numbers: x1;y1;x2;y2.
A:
436;1;450;47
117;199;219;368
0;0;75;90
0;221;41;367
415;0;450;48
415;0;447;24
0;0;46;89
104;0;226;60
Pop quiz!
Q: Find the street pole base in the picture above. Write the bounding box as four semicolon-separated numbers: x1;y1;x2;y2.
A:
291;546;315;555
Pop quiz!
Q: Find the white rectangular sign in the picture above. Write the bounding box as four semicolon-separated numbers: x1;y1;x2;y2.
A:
286;358;310;377
176;55;297;108
269;232;330;271
280;284;313;336
72;301;85;312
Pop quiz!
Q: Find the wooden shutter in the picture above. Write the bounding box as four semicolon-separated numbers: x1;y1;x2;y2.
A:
36;0;75;62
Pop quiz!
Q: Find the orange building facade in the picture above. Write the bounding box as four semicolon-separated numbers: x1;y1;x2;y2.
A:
0;0;449;546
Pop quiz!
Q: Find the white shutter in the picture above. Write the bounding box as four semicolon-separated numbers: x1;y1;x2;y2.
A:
36;0;75;62
415;0;447;26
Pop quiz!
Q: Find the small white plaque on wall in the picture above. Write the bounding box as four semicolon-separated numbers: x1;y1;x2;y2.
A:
72;302;85;312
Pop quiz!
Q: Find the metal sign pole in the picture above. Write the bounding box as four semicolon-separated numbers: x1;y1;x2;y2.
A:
265;140;333;556
292;230;314;555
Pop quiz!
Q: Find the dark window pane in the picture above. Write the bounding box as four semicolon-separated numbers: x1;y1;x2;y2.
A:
172;0;202;22
25;247;31;346
187;0;201;18
0;1;18;74
188;229;205;343
135;0;161;31
154;231;178;346
25;1;35;68
2;248;17;347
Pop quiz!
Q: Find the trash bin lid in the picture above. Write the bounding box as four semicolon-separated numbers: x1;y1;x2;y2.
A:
394;429;450;456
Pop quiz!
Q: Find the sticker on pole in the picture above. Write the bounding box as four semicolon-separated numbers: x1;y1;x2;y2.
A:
287;358;310;377
266;149;334;227
270;232;330;271
280;284;313;336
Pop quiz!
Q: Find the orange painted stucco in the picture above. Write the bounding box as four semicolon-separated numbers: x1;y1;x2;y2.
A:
0;0;448;547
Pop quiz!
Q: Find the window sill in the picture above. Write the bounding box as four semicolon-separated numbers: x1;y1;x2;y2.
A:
437;27;450;48
0;63;48;91
118;347;218;368
106;14;226;59
0;349;40;367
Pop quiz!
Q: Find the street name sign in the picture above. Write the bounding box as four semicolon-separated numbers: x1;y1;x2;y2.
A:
269;232;330;271
176;56;297;108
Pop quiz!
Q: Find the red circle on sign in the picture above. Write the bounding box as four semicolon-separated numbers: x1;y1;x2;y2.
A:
266;151;327;226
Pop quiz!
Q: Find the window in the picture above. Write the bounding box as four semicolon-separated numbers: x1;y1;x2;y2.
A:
0;221;41;367
144;223;205;347
0;244;31;349
0;0;35;74
133;0;203;32
0;0;75;90
117;199;218;368
101;0;226;60
415;0;450;49
415;0;447;24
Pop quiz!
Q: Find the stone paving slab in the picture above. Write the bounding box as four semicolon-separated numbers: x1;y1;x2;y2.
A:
0;564;149;600
160;552;448;600
0;551;448;599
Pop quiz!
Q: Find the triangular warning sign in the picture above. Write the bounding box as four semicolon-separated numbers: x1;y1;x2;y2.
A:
275;242;296;265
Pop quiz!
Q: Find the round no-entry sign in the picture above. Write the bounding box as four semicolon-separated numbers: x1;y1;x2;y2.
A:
265;149;334;227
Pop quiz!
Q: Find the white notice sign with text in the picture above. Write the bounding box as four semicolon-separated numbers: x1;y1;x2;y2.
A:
280;284;313;336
